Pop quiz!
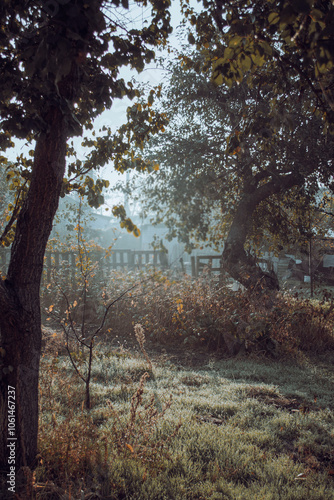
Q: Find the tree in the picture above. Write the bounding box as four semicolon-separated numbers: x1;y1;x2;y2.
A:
0;0;172;478
124;51;334;290
137;0;334;290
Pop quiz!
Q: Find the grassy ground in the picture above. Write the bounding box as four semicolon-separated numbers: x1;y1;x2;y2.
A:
30;337;334;500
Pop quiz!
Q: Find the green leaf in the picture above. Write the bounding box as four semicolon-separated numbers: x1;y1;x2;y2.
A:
212;57;225;71
251;52;266;67
224;47;234;60
212;72;224;86
259;40;272;56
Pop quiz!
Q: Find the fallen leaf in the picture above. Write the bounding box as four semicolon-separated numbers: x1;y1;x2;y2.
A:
295;473;307;480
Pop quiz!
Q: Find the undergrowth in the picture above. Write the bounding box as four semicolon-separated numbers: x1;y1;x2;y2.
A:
42;268;334;357
100;271;334;357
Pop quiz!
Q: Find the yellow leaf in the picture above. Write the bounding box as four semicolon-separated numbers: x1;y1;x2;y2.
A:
126;443;134;453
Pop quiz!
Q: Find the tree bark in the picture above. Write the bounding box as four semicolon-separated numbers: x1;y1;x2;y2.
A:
0;106;67;477
221;174;301;291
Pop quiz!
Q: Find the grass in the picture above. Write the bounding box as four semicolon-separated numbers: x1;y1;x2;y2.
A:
30;339;334;500
32;273;334;498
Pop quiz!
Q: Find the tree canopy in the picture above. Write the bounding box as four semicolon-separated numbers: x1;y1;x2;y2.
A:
184;0;334;127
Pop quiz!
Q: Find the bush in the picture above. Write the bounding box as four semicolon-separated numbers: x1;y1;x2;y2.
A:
42;263;334;358
102;272;334;357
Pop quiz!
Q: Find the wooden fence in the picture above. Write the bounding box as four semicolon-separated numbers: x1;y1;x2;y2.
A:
0;249;224;281
189;254;275;279
190;255;221;277
0;248;167;284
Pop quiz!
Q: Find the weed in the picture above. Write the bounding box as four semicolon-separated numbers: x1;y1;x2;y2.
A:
134;323;152;371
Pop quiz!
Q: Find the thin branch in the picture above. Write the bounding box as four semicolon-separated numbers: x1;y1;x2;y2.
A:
63;332;86;383
316;207;334;218
93;280;142;338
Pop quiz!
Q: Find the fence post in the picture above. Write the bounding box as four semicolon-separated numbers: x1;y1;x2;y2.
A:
127;250;134;268
159;250;168;268
134;251;142;268
191;256;196;277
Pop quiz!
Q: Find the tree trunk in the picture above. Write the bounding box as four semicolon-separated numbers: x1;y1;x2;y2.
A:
0;106;67;479
222;196;280;291
221;175;301;291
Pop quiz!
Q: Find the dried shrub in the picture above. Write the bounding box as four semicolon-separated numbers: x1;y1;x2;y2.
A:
134;323;152;370
106;272;334;357
269;293;334;354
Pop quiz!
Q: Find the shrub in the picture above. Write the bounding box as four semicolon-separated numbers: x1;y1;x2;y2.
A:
102;272;334;357
42;262;334;358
